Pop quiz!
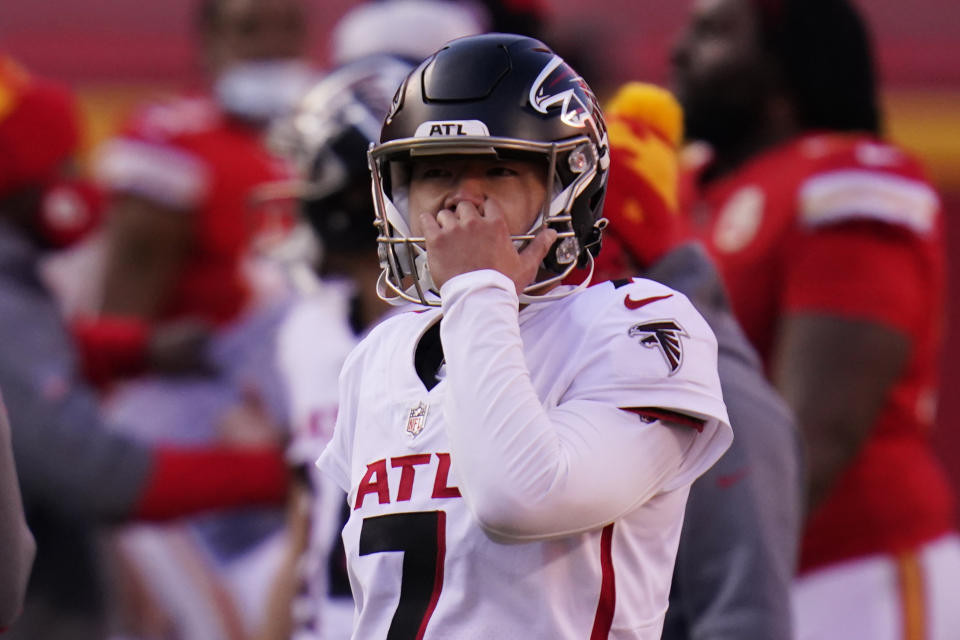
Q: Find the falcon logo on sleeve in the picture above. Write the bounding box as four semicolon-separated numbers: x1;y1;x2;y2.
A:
628;320;687;375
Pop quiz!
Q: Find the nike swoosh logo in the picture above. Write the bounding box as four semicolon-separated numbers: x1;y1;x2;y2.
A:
624;293;673;310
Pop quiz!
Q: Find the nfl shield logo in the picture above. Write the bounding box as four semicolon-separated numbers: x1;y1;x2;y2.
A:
406;401;428;438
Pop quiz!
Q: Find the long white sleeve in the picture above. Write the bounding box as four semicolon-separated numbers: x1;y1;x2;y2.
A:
439;270;713;542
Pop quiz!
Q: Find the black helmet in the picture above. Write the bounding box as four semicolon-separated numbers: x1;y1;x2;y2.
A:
269;54;414;254
369;33;609;306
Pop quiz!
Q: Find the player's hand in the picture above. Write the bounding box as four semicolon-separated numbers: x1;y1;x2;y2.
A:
419;201;557;294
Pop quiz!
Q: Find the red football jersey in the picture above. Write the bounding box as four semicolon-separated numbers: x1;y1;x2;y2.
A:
97;95;294;325
682;132;955;572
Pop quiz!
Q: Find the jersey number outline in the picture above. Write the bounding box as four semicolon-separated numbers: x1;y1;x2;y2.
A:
359;510;446;640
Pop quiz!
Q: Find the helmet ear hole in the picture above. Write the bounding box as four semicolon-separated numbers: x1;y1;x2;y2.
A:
589;188;607;234
590;188;606;212
579;221;606;267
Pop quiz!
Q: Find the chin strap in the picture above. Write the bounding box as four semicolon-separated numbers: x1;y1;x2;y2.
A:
376;270;411;306
376;270;441;307
517;251;595;305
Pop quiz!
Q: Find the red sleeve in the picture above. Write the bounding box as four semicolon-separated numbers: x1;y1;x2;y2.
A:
71;316;150;388
134;447;289;521
782;220;936;334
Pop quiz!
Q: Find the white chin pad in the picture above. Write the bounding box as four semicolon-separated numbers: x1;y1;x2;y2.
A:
413;249;437;294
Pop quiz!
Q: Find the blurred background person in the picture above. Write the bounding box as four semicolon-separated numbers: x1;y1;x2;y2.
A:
576;82;802;640
71;1;319;638
0;56;288;640
329;0;491;66
671;0;959;637
327;0;602;90
0;391;34;633
60;2;480;637
259;53;417;640
258;5;485;635
80;0;314;366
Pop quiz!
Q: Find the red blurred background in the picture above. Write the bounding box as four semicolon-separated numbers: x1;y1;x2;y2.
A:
2;0;959;504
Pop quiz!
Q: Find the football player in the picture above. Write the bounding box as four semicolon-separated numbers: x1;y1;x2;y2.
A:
317;34;732;639
72;0;312;383
673;0;959;637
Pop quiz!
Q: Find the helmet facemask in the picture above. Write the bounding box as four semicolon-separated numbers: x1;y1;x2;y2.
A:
370;135;605;306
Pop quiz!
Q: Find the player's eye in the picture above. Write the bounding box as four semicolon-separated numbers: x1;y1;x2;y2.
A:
417;166;452;180
487;165;519;178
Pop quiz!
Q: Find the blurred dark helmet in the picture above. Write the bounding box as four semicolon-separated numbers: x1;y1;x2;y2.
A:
370;33;610;306
270;55;415;254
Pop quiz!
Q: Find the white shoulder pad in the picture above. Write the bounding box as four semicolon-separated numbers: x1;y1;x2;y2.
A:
94;138;209;210
799;169;939;234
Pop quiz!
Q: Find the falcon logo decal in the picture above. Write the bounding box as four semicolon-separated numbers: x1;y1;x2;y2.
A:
384;77;406;125
529;55;599;131
628;320;688;375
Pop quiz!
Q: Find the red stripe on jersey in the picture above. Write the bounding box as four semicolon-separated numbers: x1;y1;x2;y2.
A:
623;407;705;432
416;511;447;640
590;523;616;639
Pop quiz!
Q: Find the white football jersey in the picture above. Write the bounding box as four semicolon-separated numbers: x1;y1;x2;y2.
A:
319;270;732;639
280;280;357;469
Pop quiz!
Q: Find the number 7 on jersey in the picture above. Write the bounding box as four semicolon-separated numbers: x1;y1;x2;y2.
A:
359;510;447;640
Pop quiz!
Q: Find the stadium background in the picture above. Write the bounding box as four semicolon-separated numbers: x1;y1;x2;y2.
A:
2;0;959;514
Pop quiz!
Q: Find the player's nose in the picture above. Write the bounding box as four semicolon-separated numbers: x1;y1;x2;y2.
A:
443;171;485;211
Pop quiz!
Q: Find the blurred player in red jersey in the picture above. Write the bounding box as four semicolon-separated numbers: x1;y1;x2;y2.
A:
0;56;288;640
672;0;959;637
72;0;312;383
68;1;313;637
